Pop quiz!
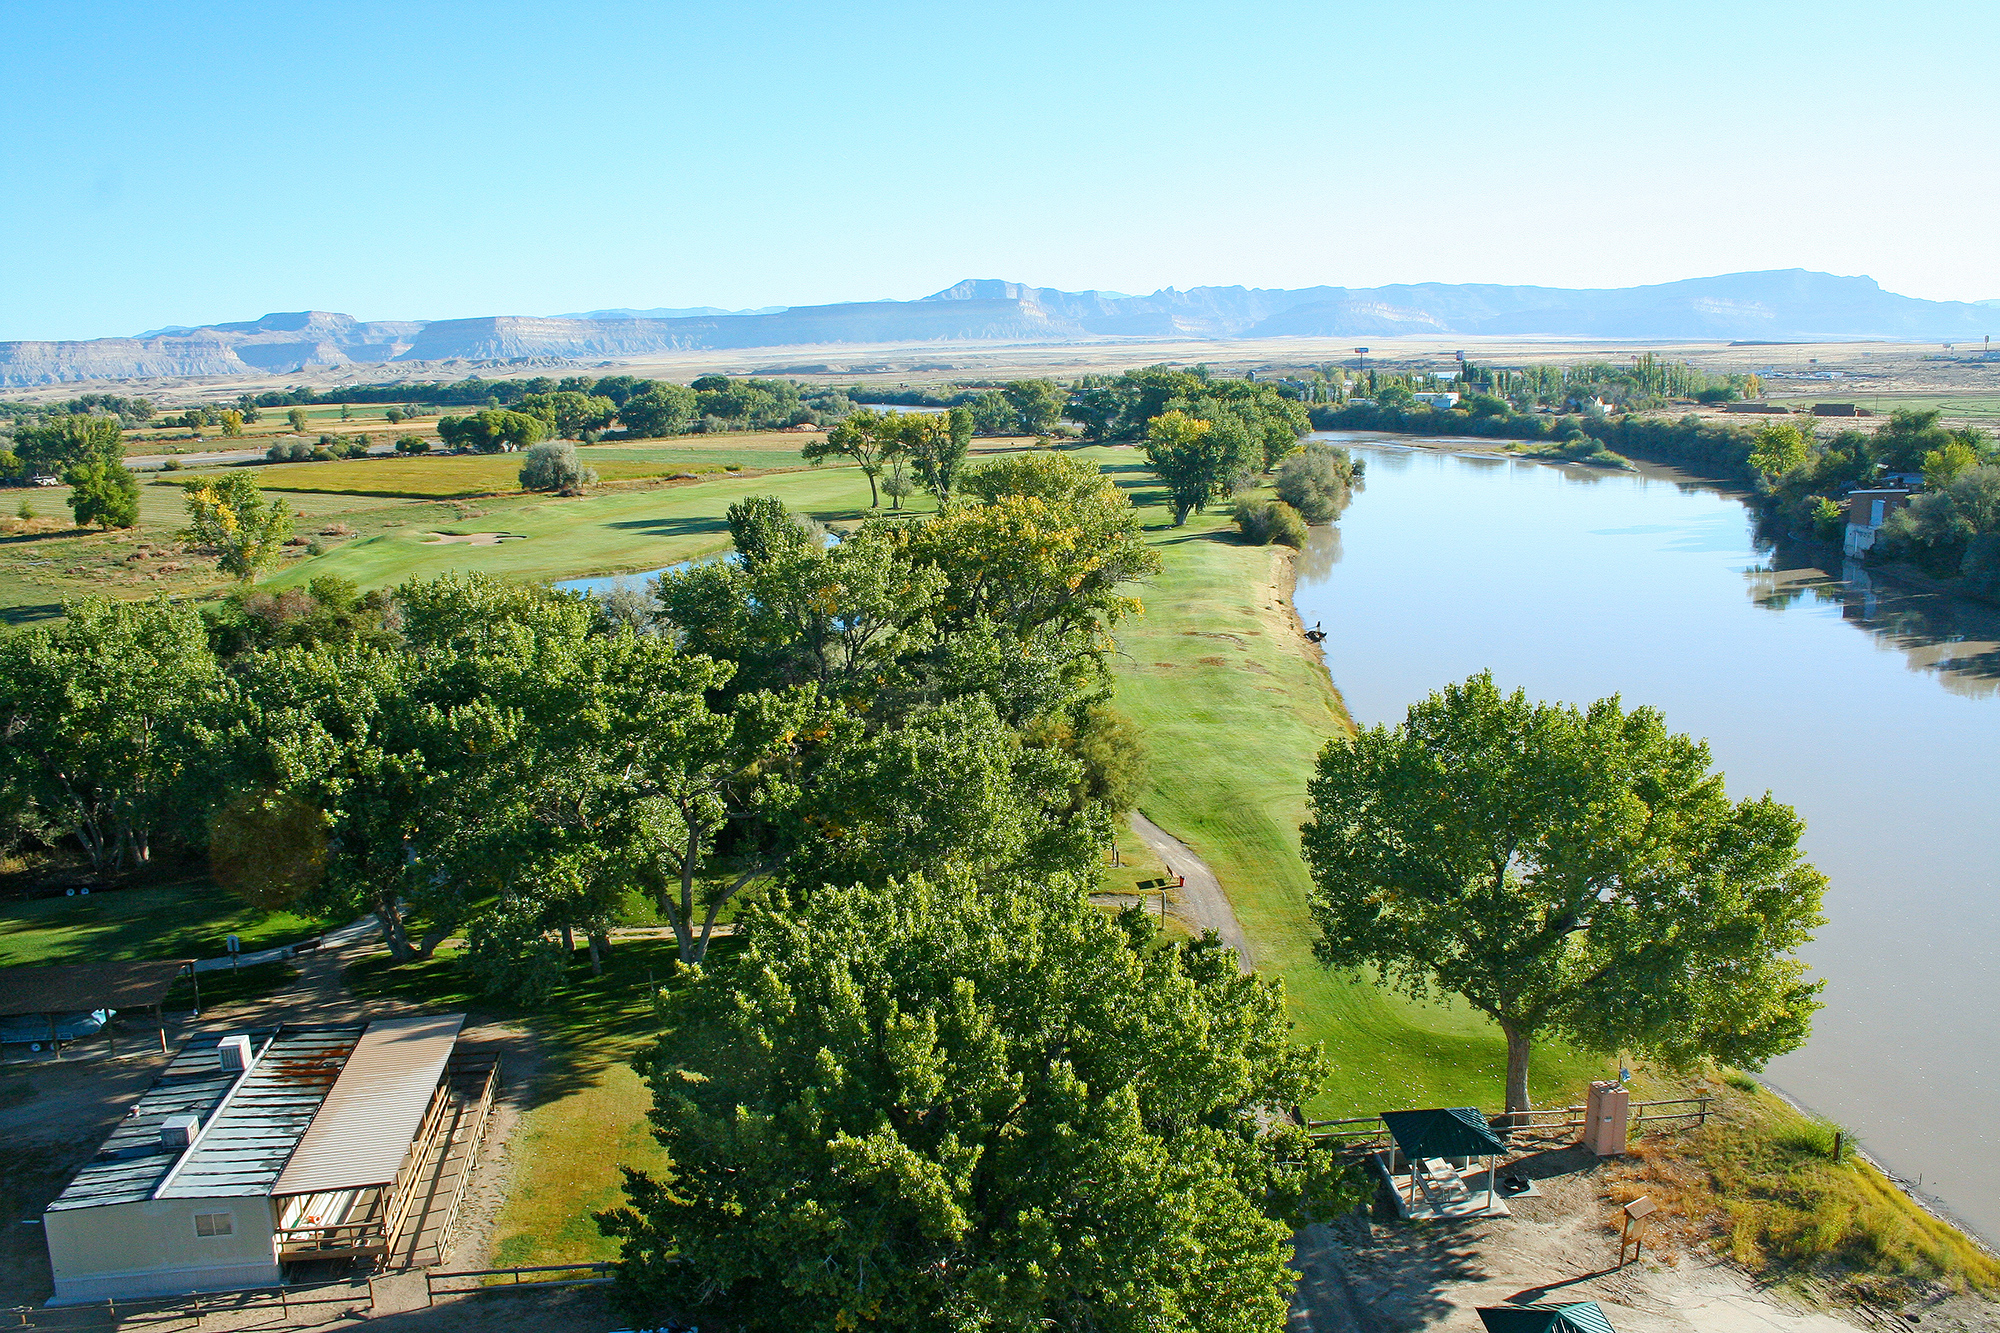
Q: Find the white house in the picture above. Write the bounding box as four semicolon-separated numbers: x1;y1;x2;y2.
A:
1843;488;1910;557
44;1015;492;1303
1412;391;1460;409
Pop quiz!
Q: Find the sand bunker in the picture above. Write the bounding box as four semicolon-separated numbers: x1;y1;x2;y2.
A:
422;532;527;546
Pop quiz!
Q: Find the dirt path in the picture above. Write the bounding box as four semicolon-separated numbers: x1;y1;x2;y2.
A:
1128;811;1253;970
1283;1145;2000;1333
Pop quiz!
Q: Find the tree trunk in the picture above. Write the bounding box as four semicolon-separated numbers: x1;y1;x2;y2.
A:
1501;1020;1534;1125
560;923;575;956
375;896;415;962
866;470;880;508
586;932;604;977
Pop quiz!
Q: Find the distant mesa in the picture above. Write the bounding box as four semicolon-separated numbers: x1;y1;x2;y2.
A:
2;270;1993;386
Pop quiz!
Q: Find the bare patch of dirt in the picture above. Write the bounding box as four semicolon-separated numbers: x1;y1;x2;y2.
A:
1288;1145;2000;1332
420;532;524;546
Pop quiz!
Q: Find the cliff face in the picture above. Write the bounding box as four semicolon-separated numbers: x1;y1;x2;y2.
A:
0;311;424;386
4;272;1990;386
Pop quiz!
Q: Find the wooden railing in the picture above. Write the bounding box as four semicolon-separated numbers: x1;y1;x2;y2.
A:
432;1051;503;1260
274;1217;386;1259
1304;1096;1716;1155
425;1261;612;1297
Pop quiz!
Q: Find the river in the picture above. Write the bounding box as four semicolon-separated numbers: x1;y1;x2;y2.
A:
1294;434;2000;1245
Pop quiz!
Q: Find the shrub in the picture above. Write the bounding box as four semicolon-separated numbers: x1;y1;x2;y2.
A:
161;457;182;471
1233;497;1308;548
1722;1068;1761;1093
519;439;597;493
1273;443;1359;523
394;435;431;455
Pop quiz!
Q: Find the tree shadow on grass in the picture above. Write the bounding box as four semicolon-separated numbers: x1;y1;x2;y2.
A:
0;601;63;626
341;934;746;1117
601;515;730;537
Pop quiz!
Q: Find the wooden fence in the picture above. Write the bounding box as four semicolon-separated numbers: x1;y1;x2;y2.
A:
2;1259;616;1330
1306;1096;1715;1156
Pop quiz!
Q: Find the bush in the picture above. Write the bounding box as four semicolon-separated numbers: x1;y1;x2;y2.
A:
1233;497;1308;548
161;457;182;471
394;435;431;455
1695;386;1741;404
519;439;597;493
1273;443;1360;523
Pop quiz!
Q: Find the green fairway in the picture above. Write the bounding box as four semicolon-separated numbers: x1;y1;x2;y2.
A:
1092;446;1611;1117
262;462;926;590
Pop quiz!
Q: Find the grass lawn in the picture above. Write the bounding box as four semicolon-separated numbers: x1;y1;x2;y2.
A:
0;873;335;968
344;934;706;1268
1089;445;1613;1116
261;463;933;591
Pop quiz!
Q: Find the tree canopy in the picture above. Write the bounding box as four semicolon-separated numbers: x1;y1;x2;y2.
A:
1301;673;1826;1115
597;873;1345;1333
181;473;293;578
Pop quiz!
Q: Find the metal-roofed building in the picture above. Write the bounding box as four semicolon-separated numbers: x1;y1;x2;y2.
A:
43;1015;498;1305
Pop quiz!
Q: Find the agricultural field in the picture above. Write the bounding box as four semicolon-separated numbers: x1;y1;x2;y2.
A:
250;431;820;499
0;432;872;622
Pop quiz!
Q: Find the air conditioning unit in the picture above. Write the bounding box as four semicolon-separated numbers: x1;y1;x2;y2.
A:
160;1114;201;1149
217;1035;254;1072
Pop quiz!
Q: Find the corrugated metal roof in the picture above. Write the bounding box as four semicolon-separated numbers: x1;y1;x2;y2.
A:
47;1031;276;1212
157;1026;364;1199
272;1013;465;1197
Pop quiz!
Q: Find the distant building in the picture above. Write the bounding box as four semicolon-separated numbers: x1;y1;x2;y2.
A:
1412;392;1460;409
1844;488;1910;557
1723;402;1791;414
1813;402;1862;416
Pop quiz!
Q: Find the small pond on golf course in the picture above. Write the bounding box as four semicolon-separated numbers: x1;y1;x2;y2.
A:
1293;433;2000;1245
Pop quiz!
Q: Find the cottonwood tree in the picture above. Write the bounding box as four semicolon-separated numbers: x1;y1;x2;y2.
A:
803;406;907;507
12;413;123;477
66;457;140;529
0;597;226;874
1144;408;1250;525
1301;672;1827;1118
182;473;293;578
597;872;1348;1333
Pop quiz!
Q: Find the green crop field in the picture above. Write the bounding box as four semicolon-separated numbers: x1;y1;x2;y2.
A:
250;432;823;499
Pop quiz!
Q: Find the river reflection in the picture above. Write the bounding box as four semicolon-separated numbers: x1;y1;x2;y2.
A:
1294;435;2000;1243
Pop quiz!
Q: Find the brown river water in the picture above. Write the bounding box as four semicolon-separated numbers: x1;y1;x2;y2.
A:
1295;435;2000;1244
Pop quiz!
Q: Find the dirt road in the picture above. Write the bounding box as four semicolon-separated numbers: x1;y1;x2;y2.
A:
1128;811;1253;971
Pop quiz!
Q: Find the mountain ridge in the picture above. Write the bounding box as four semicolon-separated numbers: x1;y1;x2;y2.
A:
2;270;1991;387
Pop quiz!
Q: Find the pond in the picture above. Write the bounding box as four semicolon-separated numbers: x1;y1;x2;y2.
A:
1295;435;2000;1244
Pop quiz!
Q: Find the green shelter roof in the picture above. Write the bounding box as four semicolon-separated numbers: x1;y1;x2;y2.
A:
1379;1106;1508;1160
1476;1301;1616;1333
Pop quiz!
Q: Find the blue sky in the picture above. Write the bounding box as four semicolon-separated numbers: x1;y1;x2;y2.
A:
2;0;1995;340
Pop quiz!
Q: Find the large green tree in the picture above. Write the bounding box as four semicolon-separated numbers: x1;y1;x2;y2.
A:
597;873;1344;1333
804;406;906;507
182;473;293;578
1144;408;1252;525
65;457;140;529
1301;673;1826;1117
616;382;698;437
0;597;226;873
13;413;123;477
